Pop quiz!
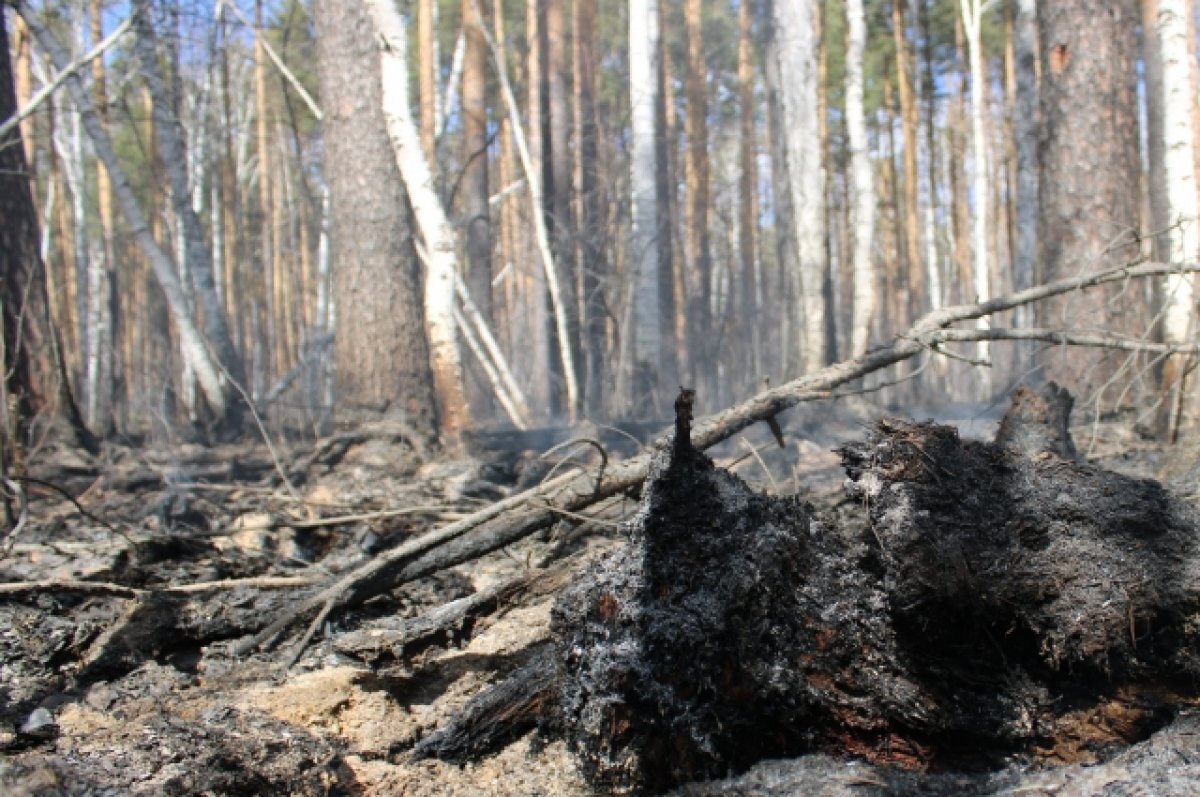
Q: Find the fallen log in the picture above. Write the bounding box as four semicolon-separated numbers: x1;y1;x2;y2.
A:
241;261;1200;660
442;383;1200;794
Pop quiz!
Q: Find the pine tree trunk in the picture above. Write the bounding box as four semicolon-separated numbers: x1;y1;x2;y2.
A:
574;0;605;418
418;0;437;163
893;0;924;323
1037;0;1141;398
737;0;759;382
684;0;713;395
1013;0;1038;324
314;0;440;443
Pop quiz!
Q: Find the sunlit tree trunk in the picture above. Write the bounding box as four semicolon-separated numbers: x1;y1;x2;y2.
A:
773;0;827;375
462;0;491;324
418;0;436;163
1037;0;1141;397
657;0;681;398
960;0;990;368
846;0;875;358
347;0;466;442
315;0;441;439
630;0;660;414
524;0;552;417
893;0;923;322
1156;0;1198;436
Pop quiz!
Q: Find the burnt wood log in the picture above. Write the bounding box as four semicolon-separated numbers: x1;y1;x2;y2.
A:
536;385;1200;794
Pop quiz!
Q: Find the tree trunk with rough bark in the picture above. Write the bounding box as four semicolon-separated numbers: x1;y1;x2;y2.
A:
314;0;440;444
1037;0;1142;398
630;0;661;415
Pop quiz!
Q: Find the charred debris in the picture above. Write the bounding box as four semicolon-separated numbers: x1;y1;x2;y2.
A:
425;384;1200;794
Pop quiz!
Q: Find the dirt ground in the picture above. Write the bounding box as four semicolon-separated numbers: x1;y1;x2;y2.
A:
1;403;1198;796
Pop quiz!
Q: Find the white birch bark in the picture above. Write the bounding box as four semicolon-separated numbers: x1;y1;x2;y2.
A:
845;0;875;357
1013;0;1037;329
629;0;661;397
772;0;825;374
17;1;230;418
365;0;472;437
1158;0;1198;350
960;0;990;365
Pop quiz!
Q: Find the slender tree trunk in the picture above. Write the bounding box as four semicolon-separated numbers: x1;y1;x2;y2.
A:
524;0;552;417
684;0;714;395
575;0;605;418
1014;0;1038;326
893;0;924;322
656;0;681;401
85;0;115;435
846;0;875;358
961;0;990;369
737;0;760;381
462;0;492;358
418;0;437;163
773;0;827;375
630;0;661;415
1155;0;1198;436
1037;0;1141;398
314;0;441;443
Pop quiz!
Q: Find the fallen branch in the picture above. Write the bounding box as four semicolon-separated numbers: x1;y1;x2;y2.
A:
240;259;1200;659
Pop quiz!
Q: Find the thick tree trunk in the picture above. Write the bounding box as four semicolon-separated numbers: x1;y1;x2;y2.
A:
1037;0;1142;398
314;0;440;443
462;0;491;327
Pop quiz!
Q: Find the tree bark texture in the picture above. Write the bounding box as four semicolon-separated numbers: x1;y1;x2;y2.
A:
1037;0;1143;396
684;0;713;396
630;0;661;414
314;0;439;442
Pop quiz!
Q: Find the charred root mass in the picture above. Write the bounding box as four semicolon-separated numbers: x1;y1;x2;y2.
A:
544;384;1200;794
550;419;925;793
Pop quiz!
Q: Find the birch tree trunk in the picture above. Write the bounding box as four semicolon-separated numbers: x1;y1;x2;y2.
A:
87;0;114;435
846;0;875;358
362;0;471;442
960;0;990;368
772;0;826;375
1156;0;1199;436
630;0;661;414
17;1;232;423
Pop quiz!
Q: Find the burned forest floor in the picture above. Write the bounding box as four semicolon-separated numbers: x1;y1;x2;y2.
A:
3;397;1200;796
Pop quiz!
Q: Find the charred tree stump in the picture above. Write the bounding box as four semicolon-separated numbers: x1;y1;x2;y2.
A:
421;385;1200;794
